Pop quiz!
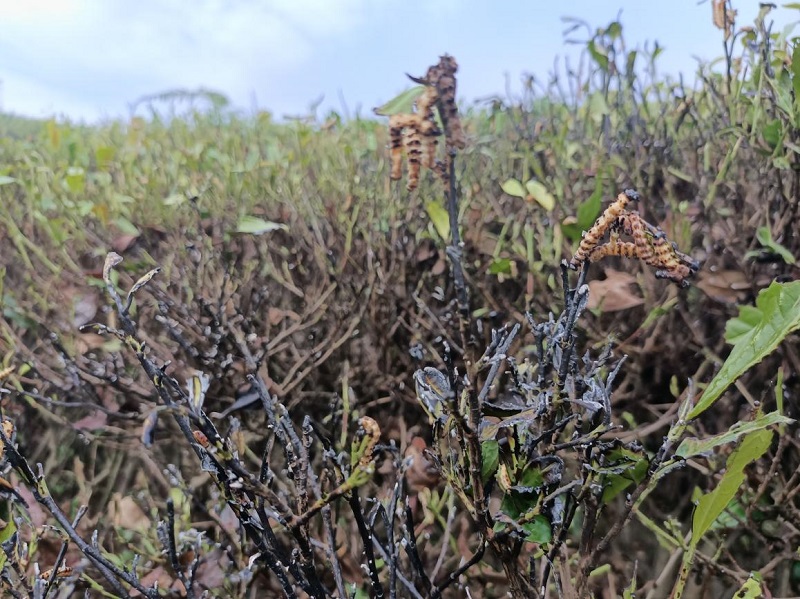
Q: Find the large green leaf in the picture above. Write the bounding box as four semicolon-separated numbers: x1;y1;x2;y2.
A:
692;428;773;541
687;282;800;420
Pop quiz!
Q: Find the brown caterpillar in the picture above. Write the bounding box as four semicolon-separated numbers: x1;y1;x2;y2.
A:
570;189;698;287
570;189;640;268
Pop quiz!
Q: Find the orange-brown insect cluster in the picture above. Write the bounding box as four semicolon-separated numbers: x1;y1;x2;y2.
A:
569;189;699;287
384;55;466;191
388;87;440;191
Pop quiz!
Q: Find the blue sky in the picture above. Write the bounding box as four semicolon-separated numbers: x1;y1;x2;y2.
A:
0;1;797;122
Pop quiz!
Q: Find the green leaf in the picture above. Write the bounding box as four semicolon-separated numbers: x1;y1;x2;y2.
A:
114;216;140;236
516;466;544;491
792;40;800;108
501;178;526;198
425;201;451;241
496;493;552;543
762;119;782;149
725;305;766;345
163;193;186;206
481;440;499;483
605;21;622;40
733;575;764;599
488;258;512;275
687;282;800;420
692;428;772;541
625;51;637;83
588;40;609;72
622;569;637;599
65;166;85;194
521;515;552;543
667;167;694;182
676;411;792;459
587;93;610;121
577;182;603;229
755;226;796;264
236;216;288;235
373;86;426;116
601;451;648;503
0;512;16;545
562;181;603;242
95;146;116;169
0;176;17;186
525;179;556;211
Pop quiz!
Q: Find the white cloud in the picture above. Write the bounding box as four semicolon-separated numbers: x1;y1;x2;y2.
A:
0;0;377;120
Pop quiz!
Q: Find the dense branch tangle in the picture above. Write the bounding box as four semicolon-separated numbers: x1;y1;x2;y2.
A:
569;189;699;287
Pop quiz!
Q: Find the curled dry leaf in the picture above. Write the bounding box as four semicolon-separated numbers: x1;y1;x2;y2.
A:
587;269;644;312
696;269;750;304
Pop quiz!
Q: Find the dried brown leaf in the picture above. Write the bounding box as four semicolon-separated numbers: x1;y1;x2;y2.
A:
108;493;151;531
111;233;139;253
72;412;108;432
696;269;750;303
587;270;644;312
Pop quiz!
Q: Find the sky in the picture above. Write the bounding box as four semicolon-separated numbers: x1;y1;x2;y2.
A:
0;1;798;123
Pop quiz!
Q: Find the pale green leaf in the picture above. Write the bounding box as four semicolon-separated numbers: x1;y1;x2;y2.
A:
676;411;791;458
622;569;637;599
525;179;556;211
65;166;85;194
236;216;288;235
115;216;140;236
667;167;693;182
501;178;526;198
0;176;17;186
373;86;426;116
163;193;186;206
425;201;451;241
734;576;763;599
688;281;800;420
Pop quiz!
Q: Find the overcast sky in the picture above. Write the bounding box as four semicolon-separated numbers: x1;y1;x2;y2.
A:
0;1;797;122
